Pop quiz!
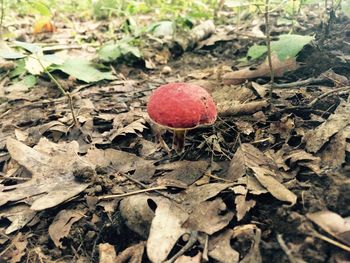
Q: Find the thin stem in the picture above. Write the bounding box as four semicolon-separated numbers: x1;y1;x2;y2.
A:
34;55;78;126
265;0;274;99
0;0;4;39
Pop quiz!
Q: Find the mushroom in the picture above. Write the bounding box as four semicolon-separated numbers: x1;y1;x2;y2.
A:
147;82;217;154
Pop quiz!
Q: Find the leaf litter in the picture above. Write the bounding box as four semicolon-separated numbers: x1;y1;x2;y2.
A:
1;4;350;263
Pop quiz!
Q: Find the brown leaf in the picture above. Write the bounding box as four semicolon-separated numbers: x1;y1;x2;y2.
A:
85;148;155;182
120;194;161;239
252;166;297;205
157;160;208;186
174;252;202;263
1;138;90;211
180;183;234;209
305;100;350;153
307;211;350;246
115;242;145;263
208;229;239;263
48;208;87;248
223;55;299;85
235;194;256;222
147;198;190;262
0;204;36;234
183;198;234;235
1;233;28;263
99;243;117;263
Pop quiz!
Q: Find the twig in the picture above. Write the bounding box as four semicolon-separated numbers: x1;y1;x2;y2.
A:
117;171;181;203
311;230;350;253
270;77;326;89
264;0;274;98
308;86;350;107
277;234;298;263
97;186;167;200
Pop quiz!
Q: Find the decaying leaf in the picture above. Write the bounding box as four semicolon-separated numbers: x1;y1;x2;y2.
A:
223;54;299;85
85;147;155;182
0;138;90;211
182;198;234;235
307;211;350;246
49;208;87;248
305;100;350;153
208;229;240;263
157;160;209;186
120;194;161;238
109;118;147;141
147;198;190;263
228;143;297;205
99;243;117;263
233;186;256;221
115;242;145;263
0;204;36;234
180;183;233;209
0;233;28;263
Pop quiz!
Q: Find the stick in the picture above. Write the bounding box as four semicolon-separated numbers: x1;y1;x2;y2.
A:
97;186;167;200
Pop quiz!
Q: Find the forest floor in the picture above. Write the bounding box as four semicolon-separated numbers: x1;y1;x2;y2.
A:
0;4;350;263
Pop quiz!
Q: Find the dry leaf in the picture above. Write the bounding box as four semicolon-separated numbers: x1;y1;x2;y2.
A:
208;229;239;263
48;209;87;248
174;252;202;263
182;198;234;235
307;211;350;246
99;243;117;263
115;242;145;263
223;55;299;85
157;160;208;186
180;183;234;209
85;148;155;182
1;233;28;263
147;198;189;262
120;194;161;238
0;138;90;211
252;166;297;205
0;204;36;234
305;100;350;153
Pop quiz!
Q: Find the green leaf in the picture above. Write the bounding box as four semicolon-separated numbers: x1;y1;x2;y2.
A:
271;34;314;60
13;41;42;54
247;45;267;60
52;58;115;83
22;75;37;88
98;40;141;62
342;0;350;18
28;0;52;16
0;41;26;59
9;59;26;78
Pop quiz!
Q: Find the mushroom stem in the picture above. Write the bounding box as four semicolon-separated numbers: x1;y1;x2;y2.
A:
173;129;187;154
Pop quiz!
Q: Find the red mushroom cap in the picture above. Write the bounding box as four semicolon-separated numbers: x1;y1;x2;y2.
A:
147;83;217;129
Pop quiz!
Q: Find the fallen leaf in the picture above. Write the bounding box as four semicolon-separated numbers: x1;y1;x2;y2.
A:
223;54;299;85
147;198;189;262
174;252;202;263
252;166;297;205
180;183;234;209
85;148;155;182
157;160;208;186
183;198;234;235
305;100;350;153
1;233;28;263
307;211;350;246
0;138;90;210
120;194;160;238
49;208;87;248
115;242;145;263
99;243;117;263
208;229;239;263
0;204;36;234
